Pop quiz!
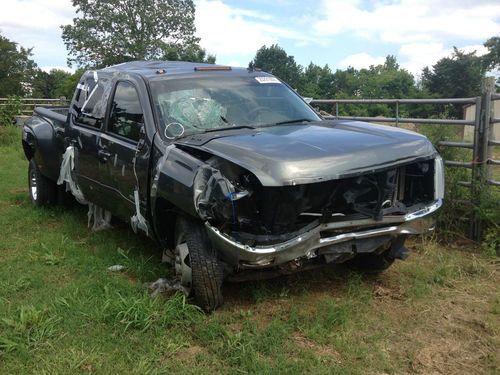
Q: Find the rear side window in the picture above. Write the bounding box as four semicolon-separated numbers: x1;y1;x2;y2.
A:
73;71;111;129
107;81;144;142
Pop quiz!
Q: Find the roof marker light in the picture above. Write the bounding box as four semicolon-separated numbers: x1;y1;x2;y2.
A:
194;66;232;72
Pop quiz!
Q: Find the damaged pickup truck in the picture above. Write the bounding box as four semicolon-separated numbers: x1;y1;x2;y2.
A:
22;61;444;310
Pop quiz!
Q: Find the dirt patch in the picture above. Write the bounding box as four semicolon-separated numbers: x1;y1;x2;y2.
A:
227;322;243;333
79;363;95;372
175;345;207;361
9;187;28;194
291;332;342;361
373;284;407;300
384;275;499;374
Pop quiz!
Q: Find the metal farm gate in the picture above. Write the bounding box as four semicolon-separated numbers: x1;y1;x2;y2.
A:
311;77;499;241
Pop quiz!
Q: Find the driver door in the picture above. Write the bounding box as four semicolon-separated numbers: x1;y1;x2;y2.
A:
99;80;150;222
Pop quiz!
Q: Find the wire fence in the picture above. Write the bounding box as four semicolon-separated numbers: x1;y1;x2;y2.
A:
311;77;499;240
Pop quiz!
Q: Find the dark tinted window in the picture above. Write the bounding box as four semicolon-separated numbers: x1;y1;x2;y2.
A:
73;72;110;129
108;81;143;142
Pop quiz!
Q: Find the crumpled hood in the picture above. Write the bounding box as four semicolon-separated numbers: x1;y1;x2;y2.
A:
185;120;437;186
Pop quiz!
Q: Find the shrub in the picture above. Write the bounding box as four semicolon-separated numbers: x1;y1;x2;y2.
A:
0;96;22;126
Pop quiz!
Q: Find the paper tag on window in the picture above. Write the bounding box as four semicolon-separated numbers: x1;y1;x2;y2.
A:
255;76;281;84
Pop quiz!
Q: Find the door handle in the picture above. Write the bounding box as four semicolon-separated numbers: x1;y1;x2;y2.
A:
98;149;112;163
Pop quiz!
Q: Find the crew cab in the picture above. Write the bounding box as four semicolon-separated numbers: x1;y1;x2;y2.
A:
22;61;444;310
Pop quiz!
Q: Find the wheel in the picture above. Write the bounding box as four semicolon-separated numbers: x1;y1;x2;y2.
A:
175;217;224;311
347;236;408;274
57;183;76;207
28;159;57;207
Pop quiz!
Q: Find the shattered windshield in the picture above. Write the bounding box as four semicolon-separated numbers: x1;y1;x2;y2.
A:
150;75;320;139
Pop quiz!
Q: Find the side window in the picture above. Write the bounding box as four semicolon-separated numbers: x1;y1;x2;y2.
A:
73;72;110;129
107;81;144;142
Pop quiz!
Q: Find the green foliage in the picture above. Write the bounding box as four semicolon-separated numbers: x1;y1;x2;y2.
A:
249;44;303;88
249;48;417;120
1;305;61;352
302;56;417;117
482;36;500;71
60;68;86;100
422;47;485;99
163;44;216;64
482;228;499;257
477;187;500;256
418;123;472;239
31;69;72;99
61;0;209;67
0;33;37;97
101;291;202;332
0;96;22;126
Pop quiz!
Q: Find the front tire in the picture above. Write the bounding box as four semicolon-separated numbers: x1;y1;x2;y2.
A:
28;159;57;207
348;250;395;273
175;217;224;311
347;236;408;274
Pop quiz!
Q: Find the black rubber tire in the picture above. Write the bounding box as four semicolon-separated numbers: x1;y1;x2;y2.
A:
348;250;395;274
57;183;76;207
177;217;224;311
347;236;410;274
28;159;57;207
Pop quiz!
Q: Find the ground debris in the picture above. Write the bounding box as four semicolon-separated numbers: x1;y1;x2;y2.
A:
87;203;112;231
107;264;126;272
147;277;185;297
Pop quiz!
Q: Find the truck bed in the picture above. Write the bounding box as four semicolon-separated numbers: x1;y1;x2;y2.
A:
33;106;69;126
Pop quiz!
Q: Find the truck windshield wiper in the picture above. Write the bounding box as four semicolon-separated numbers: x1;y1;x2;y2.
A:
203;125;256;133
261;118;315;127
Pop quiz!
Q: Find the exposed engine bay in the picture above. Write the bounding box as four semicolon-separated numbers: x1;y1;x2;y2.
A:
192;152;436;247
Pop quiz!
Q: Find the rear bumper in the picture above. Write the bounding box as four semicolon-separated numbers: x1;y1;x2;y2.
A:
206;199;442;268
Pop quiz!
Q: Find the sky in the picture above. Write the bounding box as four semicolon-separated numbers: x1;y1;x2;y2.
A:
1;0;499;79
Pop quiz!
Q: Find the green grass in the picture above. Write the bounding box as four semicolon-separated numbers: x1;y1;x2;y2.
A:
0;126;498;374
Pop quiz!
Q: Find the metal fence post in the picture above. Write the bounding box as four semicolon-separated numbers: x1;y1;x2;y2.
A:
395;100;399;127
470;77;495;240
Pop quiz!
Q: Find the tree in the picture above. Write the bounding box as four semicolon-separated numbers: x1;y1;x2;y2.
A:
59;69;86;100
32;69;72;98
249;44;303;88
482;36;500;71
357;55;415;99
61;0;212;67
0;32;37;97
421;47;485;98
163;44;215;64
299;63;336;99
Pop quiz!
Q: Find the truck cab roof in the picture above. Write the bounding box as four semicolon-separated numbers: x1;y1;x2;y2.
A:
100;60;262;80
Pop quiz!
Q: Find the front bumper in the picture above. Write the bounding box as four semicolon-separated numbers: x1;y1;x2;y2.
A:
206;199;443;268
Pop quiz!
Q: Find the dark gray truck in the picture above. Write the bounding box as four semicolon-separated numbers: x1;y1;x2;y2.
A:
22;61;444;310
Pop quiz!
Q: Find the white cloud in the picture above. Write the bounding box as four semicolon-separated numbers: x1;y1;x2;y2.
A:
0;0;74;32
225;60;245;68
338;52;386;69
40;65;75;74
195;0;313;63
337;42;490;76
0;0;75;67
398;42;489;75
314;0;500;44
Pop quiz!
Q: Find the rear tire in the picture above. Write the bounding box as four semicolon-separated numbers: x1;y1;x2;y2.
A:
175;217;224;311
28;159;57;207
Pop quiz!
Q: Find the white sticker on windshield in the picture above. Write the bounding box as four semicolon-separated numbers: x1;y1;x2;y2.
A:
255;76;281;84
